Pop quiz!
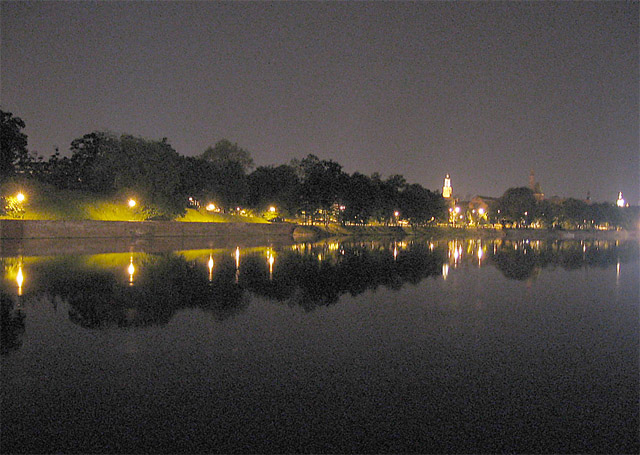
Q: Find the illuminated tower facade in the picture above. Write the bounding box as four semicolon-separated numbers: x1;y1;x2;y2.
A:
442;174;452;198
616;192;626;207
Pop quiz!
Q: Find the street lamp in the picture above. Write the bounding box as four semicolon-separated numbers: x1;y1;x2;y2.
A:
16;192;25;203
128;199;136;208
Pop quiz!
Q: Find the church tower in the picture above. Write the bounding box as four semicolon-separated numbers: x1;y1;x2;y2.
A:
442;174;452;198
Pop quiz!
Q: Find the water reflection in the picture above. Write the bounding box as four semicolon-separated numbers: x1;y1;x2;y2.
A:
1;238;637;342
0;293;25;355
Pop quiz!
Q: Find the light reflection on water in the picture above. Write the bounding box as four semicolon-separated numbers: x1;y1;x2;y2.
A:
1;237;638;453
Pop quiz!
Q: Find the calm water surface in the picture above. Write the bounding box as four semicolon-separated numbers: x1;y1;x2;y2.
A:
1;237;638;453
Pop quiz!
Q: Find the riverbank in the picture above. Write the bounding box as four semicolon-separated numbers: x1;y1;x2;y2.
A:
292;224;639;241
0;219;295;241
1;219;636;243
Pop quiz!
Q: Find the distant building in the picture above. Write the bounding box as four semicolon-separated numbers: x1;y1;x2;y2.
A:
616;192;628;207
442;174;452;198
529;170;544;201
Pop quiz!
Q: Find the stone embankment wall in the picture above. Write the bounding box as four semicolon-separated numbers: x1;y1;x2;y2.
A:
0;220;296;240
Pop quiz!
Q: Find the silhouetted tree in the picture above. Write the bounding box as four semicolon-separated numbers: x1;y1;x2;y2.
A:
499;187;537;227
247;164;300;215
0;110;28;179
201;139;254;173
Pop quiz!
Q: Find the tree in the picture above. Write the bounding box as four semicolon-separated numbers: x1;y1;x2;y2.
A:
559;198;589;229
116;135;186;218
341;172;378;225
0;110;28;179
247;164;300;215
398;184;446;226
296;155;346;225
67;132;121;192
499;187;537;227
201;139;254;173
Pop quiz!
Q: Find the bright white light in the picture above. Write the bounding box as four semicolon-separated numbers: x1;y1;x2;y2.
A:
16;192;25;203
455;207;461;213
478;208;485;215
269;206;277;213
128;199;136;208
206;203;216;211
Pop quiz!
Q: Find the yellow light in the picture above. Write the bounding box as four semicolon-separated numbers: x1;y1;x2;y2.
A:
206;203;216;211
128;256;135;285
128;199;137;208
269;206;276;213
16;265;24;296
16;192;25;203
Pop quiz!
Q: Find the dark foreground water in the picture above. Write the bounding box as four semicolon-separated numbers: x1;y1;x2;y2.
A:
1;237;638;453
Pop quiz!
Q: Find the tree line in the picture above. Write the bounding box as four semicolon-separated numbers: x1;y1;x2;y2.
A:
1;110;445;224
2;109;635;228
494;186;637;230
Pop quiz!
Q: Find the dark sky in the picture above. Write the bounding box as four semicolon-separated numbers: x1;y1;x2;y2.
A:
2;1;638;203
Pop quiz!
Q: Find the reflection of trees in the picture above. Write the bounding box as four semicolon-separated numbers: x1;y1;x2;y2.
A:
243;243;444;309
1;292;25;356
492;250;540;280
35;255;247;329
490;240;638;280
5;239;637;333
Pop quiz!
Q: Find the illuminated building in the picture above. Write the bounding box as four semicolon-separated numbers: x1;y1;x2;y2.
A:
442;174;452;198
616;192;626;207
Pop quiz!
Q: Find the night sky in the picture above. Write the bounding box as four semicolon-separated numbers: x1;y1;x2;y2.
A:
2;1;638;203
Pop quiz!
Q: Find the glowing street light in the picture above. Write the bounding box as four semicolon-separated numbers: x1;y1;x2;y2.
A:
16;192;25;203
478;208;485;215
128;199;137;208
269;206;277;213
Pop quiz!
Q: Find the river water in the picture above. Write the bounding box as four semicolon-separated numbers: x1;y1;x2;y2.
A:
1;237;638;453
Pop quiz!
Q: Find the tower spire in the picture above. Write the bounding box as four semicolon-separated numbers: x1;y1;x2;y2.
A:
442;174;452;198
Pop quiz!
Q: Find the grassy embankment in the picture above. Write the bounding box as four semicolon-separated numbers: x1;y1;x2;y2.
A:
0;181;268;223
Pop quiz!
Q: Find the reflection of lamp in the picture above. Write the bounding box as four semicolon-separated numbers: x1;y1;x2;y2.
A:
267;251;275;280
128;256;135;285
16;264;24;296
208;255;214;281
235;247;240;283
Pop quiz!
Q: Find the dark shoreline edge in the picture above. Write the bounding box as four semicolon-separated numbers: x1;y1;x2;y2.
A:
1;220;637;258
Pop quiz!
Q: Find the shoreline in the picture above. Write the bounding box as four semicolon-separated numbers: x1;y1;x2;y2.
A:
1;219;636;246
